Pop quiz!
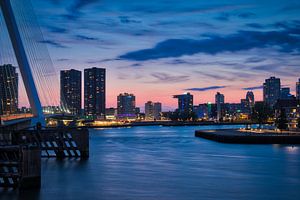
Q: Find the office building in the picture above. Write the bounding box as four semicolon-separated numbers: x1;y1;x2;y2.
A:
173;93;193;113
240;99;250;114
280;87;294;100
145;101;162;120
60;69;82;115
105;108;117;120
215;92;225;121
145;101;154;120
0;64;18;115
153;102;162;120
246;91;255;110
263;77;281;107
117;93;136;118
84;67;106;119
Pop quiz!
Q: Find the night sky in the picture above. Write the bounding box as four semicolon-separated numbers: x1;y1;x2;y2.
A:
29;0;300;110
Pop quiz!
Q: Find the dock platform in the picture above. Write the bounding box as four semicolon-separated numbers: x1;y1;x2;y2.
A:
195;129;300;144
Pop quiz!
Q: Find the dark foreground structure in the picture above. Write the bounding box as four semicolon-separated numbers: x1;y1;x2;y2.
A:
195;129;300;144
0;127;89;189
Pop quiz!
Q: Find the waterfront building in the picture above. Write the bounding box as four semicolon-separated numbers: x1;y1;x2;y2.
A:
105;108;117;120
246;91;255;111
145;101;154;120
274;99;300;129
117;93;136;119
215;92;225;121
263;77;281;108
153;102;162;120
84;67;106;119
280;87;294;100
145;101;162;120
60;69;82;115
240;99;250;114
296;79;300;100
173;93;193;113
194;104;209;119
0;64;18;115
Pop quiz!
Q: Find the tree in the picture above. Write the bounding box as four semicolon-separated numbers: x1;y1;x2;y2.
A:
251;102;273;129
275;108;288;131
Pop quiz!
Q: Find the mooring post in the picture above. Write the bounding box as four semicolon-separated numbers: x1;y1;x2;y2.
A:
19;145;41;189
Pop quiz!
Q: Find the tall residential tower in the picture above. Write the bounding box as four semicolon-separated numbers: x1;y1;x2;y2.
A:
117;93;136;118
84;67;106;119
60;69;82;115
173;93;193;113
0;64;18;115
263;77;281;107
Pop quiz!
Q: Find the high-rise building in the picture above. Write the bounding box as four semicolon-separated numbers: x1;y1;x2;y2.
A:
215;92;225;121
173;93;193;113
263;77;281;107
117;93;136;118
0;64;18;115
246;91;255;109
145;101;162;120
60;69;82;115
84;67;106;119
153;102;162;120
240;99;250;114
296;79;300;100
145;101;154;120
280;87;294;100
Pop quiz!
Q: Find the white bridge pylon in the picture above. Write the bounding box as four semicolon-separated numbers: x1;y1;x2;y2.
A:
0;0;44;124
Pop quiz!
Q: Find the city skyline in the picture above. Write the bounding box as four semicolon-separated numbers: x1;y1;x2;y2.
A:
2;0;300;110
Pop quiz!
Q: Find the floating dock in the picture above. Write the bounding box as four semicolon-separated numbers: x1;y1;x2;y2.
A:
195;129;300;144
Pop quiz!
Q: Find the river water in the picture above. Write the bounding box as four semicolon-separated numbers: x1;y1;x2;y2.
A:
2;125;300;200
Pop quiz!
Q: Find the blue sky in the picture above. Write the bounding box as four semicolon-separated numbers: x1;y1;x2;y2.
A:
24;0;300;108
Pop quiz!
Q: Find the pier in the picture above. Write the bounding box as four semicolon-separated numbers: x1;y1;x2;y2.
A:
195;129;300;144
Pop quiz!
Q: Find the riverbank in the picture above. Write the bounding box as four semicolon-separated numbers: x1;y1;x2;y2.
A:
195;129;300;144
85;121;259;129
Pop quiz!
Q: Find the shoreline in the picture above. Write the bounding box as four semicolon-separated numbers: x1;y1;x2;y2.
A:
84;121;261;129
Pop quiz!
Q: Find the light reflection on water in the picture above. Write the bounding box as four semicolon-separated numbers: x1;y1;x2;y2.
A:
2;125;300;200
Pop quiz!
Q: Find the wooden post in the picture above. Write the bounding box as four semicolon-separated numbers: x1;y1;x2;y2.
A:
19;145;41;189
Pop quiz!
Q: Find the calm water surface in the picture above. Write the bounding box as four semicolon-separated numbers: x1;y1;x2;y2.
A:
3;125;300;200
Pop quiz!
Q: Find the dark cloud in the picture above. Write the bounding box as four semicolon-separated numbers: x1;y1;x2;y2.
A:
148;73;190;83
245;57;266;63
131;63;143;67
119;23;300;61
64;0;100;20
215;12;255;21
246;23;264;29
215;13;230;21
46;26;68;34
195;71;236;81
57;58;70;61
238;12;255;18
119;16;141;24
39;40;67;48
185;86;226;92
242;86;263;90
76;35;99;41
